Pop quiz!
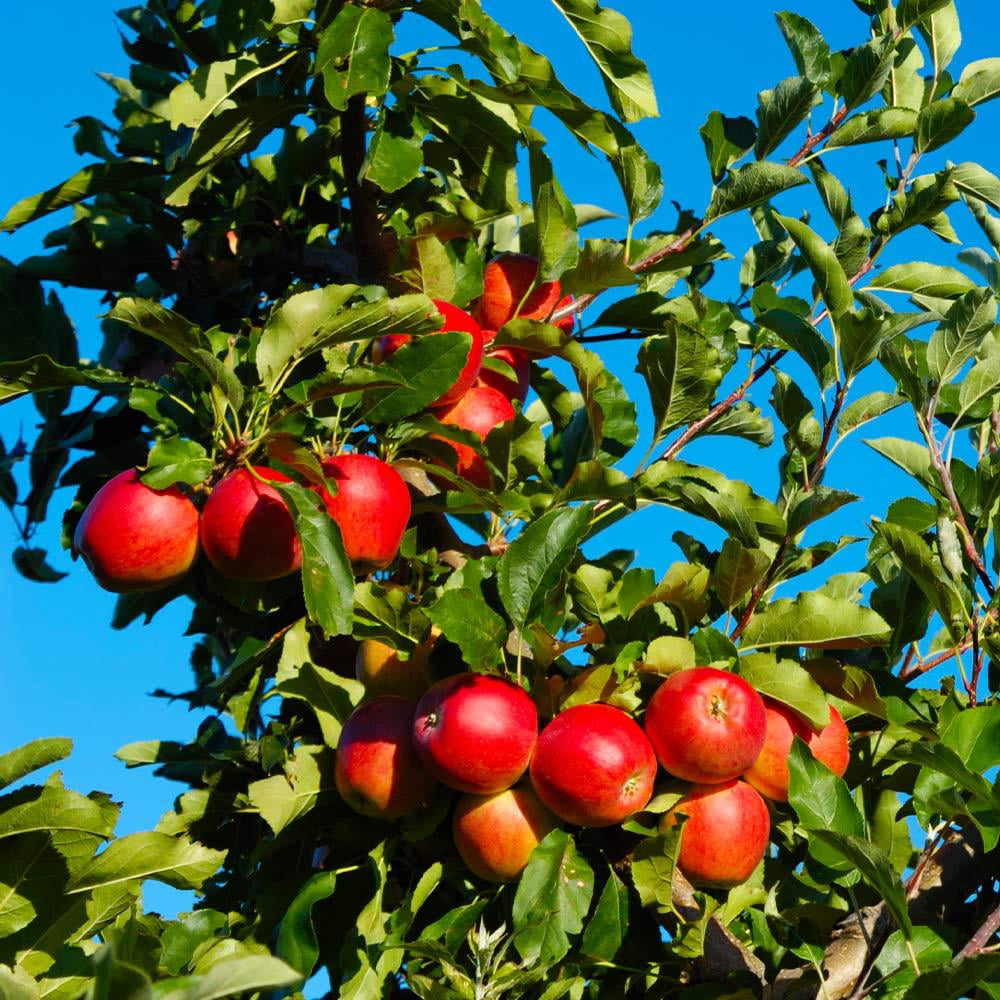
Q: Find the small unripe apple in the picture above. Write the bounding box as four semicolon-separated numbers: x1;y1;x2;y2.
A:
74;469;200;593
662;779;770;888
477;254;562;330
413;672;538;794
373;299;484;408
744;700;850;802
335;696;437;819
453;785;559;882
431;384;515;489
315;454;411;570
200;466;301;581
530;703;657;827
479;345;531;404
356;638;433;701
644;667;766;784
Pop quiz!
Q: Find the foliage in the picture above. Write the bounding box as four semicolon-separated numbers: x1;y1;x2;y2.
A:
3;0;1000;998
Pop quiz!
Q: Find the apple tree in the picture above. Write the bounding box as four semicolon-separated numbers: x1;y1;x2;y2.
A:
3;0;1000;997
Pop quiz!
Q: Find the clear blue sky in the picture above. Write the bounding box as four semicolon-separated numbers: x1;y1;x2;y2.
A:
2;0;998;924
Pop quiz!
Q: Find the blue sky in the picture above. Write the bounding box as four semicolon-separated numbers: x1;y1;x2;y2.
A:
2;0;999;929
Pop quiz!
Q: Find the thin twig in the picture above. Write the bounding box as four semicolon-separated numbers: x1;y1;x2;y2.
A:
958;900;1000;959
788;106;849;168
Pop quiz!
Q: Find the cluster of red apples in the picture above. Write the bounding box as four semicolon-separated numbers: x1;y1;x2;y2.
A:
337;665;849;888
73;254;562;592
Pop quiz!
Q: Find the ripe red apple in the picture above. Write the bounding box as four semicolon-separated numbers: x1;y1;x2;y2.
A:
477;254;561;329
335;696;437;819
373;299;484;408
661;779;770;888
431;384;515;489
356;638;433;701
412;672;538;794
315;453;411;570
200;466;301;581
479;345;531;404
453;785;559;882
74;469;200;593
644;667;766;784
744;700;850;802
530;703;657;827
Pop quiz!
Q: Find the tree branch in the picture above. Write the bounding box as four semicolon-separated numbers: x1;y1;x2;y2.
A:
342;95;388;286
660;351;785;464
788;106;849;168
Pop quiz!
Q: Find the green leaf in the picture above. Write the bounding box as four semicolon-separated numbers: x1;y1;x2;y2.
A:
699;111;756;184
907;954;1000;999
897;0;954;30
839;36;897;111
364;108;426;192
274;482;354;638
953;57;1000;108
550;0;658;123
926;287;998;386
755;76;820;159
711;539;770;611
740;591;890;649
786;486;859;535
756;310;833;387
637;324;723;445
890;741;997;809
739;654;832;729
630;828;683;914
957;353;1000;418
529;142;579;281
773;214;854;320
788;739;864;835
167;54;293;131
498;506;592;630
67;833;225;893
257;286;359;389
0;739;72;791
152;955;302;1000
0;355;132;405
951;161;1000;212
809;830;912;937
915;97;975;153
0;784;117;841
868;261;978;298
941;704;1000;772
917;4;961;77
580;869;629;961
107;298;243;410
426;588;507;669
0;162;160;233
141;438;211;490
706;162;808;221
512;830;594;966
315;4;393;112
775;11;831;86
247;748;331;835
363;331;471;423
837;391;906;435
164;97;296;207
825;107;918;148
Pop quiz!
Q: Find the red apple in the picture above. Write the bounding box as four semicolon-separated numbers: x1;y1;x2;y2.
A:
335;696;437;819
73;469;199;593
200;466;301;581
452;785;559;882
530;703;657;827
644;667;766;784
662;779;770;888
431;384;515;489
373;299;484;408
315;453;411;570
412;672;538;794
744;700;849;802
477;254;562;329
479;345;531;404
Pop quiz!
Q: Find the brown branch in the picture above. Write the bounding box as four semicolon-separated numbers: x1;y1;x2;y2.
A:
921;407;995;598
342;95;388;286
730;538;788;642
788;106;849;168
957;900;1000;959
804;381;848;490
660;351;786;464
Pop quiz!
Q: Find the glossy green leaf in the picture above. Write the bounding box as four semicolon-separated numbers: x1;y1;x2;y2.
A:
580;868;629;961
825;107;918;148
775;11;831;86
953;57;1000;107
755;76;820;159
915;97;975;153
316;4;393;111
773;214;854;320
739;654;831;729
741;591;891;649
426;588;507;669
706;162;808;221
0;739;72;791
